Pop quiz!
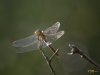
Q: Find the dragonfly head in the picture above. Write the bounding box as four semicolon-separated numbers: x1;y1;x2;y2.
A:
34;29;43;36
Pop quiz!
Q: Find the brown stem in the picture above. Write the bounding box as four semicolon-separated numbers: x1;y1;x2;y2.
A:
39;46;58;75
68;44;100;71
48;45;59;56
43;39;59;56
49;48;59;62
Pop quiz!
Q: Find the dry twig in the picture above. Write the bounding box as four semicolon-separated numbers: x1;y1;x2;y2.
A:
39;45;59;75
68;44;100;71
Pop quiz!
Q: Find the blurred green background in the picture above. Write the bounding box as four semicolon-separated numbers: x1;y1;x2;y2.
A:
0;0;100;75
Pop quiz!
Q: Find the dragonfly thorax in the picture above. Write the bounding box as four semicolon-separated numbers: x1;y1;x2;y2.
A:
34;29;46;40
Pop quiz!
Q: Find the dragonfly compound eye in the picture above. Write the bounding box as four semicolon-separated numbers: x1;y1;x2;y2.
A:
34;30;42;36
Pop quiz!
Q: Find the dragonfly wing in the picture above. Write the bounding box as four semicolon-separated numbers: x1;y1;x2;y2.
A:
12;35;39;53
46;31;64;43
15;40;39;53
43;22;60;35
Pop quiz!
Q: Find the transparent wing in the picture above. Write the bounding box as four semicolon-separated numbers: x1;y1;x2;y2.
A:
12;35;39;53
46;31;64;43
43;22;60;35
15;40;39;53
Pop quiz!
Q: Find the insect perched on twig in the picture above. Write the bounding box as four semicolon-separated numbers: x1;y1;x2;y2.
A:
12;22;64;54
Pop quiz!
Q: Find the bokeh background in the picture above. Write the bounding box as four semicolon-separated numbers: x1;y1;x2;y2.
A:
0;0;100;75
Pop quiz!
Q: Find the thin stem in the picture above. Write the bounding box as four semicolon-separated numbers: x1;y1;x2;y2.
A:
48;44;59;56
68;44;100;71
39;46;57;75
49;48;59;62
43;40;59;56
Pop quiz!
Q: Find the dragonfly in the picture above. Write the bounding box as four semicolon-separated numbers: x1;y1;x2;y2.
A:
12;22;64;53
